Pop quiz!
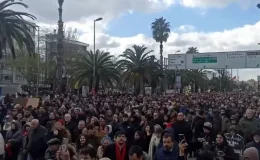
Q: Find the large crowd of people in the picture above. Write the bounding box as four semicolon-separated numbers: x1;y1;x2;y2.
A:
0;91;260;160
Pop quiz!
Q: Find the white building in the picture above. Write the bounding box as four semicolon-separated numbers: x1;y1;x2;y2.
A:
0;23;36;95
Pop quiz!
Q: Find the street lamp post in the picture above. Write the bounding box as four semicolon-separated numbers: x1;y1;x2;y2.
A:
56;0;65;94
93;17;102;92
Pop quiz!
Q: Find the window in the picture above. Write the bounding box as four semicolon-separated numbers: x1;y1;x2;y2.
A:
1;53;10;59
0;63;11;70
16;75;24;81
1;74;12;81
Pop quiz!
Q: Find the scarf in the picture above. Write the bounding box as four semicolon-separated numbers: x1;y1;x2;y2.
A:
5;144;12;157
115;143;126;160
22;131;28;136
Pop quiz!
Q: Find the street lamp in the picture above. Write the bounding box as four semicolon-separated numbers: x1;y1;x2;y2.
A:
93;17;103;92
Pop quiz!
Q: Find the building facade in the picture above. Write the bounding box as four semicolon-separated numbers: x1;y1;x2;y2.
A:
45;33;89;90
0;24;36;95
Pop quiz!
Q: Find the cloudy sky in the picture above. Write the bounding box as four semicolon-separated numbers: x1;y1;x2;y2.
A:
14;0;260;81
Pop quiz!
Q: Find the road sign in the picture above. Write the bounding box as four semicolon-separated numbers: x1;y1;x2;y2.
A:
168;54;185;69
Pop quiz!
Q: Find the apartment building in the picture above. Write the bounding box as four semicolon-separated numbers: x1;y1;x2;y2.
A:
0;24;36;96
45;33;89;77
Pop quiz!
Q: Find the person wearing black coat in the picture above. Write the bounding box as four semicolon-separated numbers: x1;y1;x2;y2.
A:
173;112;193;158
191;110;206;157
117;114;135;146
64;114;77;134
103;131;130;160
26;119;47;160
210;133;237;160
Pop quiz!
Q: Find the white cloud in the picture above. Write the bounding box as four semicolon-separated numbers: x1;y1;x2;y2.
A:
179;0;257;8
20;0;260;81
14;0;176;23
177;25;196;32
38;20;260;81
74;21;260;81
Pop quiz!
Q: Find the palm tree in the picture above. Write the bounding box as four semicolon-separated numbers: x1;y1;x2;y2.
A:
151;17;170;92
186;47;199;54
117;45;158;94
0;0;36;58
71;50;120;91
151;17;170;65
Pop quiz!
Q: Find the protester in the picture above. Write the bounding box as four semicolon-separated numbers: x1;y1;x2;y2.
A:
44;138;61;160
27;119;47;160
103;130;129;160
243;147;259;160
245;129;260;156
154;132;186;160
1;91;260;160
0;133;4;160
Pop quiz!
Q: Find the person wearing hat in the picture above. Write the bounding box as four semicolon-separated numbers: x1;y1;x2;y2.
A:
245;129;260;157
103;130;130;160
44;138;61;160
97;136;113;158
198;122;215;147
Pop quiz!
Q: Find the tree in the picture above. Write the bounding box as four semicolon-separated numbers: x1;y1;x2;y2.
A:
186;47;199;54
9;54;44;84
0;0;36;58
117;45;159;94
71;50;120;91
151;17;170;91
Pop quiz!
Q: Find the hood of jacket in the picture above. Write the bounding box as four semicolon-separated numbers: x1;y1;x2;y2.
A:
143;151;151;160
160;128;175;141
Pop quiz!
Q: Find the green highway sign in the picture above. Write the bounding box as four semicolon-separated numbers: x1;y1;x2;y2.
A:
192;57;217;64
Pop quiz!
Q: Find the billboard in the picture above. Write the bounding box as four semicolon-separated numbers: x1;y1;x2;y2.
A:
168;54;185;69
186;53;225;69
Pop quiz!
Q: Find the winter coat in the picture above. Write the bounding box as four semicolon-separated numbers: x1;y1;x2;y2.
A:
173;120;193;143
154;142;180;160
238;117;259;143
0;133;4;155
148;134;160;160
44;148;57;160
27;125;47;159
5;122;22;144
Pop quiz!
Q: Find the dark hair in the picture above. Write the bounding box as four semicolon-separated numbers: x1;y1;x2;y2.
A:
86;124;94;130
129;145;143;158
199;110;204;116
93;121;100;127
162;133;174;141
115;130;126;138
197;150;214;160
79;147;96;158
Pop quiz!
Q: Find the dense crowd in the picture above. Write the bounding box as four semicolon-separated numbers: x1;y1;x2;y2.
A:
0;92;260;160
